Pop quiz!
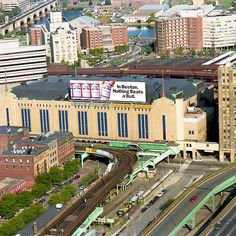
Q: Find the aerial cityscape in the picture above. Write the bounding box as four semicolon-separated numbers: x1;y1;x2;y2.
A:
0;0;236;235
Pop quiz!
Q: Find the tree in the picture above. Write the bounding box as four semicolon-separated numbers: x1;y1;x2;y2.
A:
189;49;196;57
36;172;51;187
137;19;141;24
88;0;93;6
48;166;64;185
80;168;99;187
16;191;33;208
144;46;153;55
105;0;111;4
146;13;155;23
63;159;80;180
31;183;49;198
175;47;184;56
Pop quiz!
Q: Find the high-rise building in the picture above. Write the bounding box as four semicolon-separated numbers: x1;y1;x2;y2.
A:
81;25;128;51
29;25;43;46
31;11;78;64
203;15;236;50
0;39;47;84
155;17;203;52
218;66;236;162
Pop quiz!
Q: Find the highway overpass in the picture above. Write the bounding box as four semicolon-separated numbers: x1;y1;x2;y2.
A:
141;164;236;236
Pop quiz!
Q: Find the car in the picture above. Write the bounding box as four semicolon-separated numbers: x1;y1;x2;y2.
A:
153;196;159;202
74;174;80;180
189;195;197;202
56;203;63;209
141;206;148;213
79;185;84;191
149;199;155;205
214;221;222;230
156;190;165;198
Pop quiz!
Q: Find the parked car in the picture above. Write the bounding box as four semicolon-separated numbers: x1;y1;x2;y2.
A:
141;206;148;213
156;190;165;198
74;174;80;180
79;185;84;191
56;203;63;209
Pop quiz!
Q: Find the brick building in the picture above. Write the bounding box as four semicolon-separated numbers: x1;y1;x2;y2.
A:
155;17;203;52
0;127;75;188
0;177;27;198
29;26;44;46
81;25;128;51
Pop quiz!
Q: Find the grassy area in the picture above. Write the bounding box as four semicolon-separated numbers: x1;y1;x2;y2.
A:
218;0;234;8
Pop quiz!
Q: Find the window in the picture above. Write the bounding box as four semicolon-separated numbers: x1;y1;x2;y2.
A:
58;110;69;132
162;115;166;140
6;108;10;126
39;109;50;133
21;109;31;131
97;112;108;136
189;130;194;135
117;113;128;138
78;111;88;135
138;114;149;139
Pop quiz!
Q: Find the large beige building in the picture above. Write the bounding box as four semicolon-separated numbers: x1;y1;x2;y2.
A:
0;76;214;149
218;66;236;162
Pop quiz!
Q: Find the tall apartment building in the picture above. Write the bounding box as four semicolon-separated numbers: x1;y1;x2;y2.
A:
203;15;236;50
0;0;29;11
81;25;128;51
218;66;236;162
31;11;78;64
0;39;47;84
156;17;203;52
29;25;43;46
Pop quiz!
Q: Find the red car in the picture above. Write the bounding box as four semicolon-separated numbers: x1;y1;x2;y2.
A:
189;195;197;202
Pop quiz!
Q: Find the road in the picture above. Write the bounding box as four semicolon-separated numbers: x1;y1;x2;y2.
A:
207;205;236;236
119;160;225;236
142;165;236;236
119;172;194;236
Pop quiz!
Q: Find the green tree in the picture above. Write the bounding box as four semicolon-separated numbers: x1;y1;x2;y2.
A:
144;46;153;55
16;191;34;208
36;172;51;187
10;7;21;17
146;13;155;23
0;194;17;219
31;183;49;198
63;0;68;8
49;193;62;204
175;47;184;56
63;159;80;180
105;0;111;4
80;168;99;187
48;166;64;184
137;19;141;24
88;0;93;6
188;49;196;57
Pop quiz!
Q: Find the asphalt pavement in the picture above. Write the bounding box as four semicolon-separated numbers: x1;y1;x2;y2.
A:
18;206;64;236
207;205;236;236
146;166;236;236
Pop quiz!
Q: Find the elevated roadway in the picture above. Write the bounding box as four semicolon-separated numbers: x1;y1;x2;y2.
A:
48;65;218;81
141;164;236;236
36;149;137;236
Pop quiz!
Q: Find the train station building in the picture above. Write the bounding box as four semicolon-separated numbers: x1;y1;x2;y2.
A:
0;75;215;150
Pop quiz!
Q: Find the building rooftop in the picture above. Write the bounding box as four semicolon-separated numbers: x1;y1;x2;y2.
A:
70;16;100;26
11;75;210;103
0;126;26;135
139;4;169;11
0;177;25;191
159;4;215;17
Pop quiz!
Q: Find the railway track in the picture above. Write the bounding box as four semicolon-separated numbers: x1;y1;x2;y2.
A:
37;149;137;236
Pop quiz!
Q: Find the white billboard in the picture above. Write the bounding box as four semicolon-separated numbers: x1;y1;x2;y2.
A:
70;80;146;102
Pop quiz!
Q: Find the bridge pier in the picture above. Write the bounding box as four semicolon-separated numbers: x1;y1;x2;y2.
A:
190;214;196;229
211;195;215;212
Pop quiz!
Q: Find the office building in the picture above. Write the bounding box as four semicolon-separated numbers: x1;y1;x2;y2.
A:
81;25;128;51
0;0;29;11
0;39;47;84
203;15;236;50
218;66;236;162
